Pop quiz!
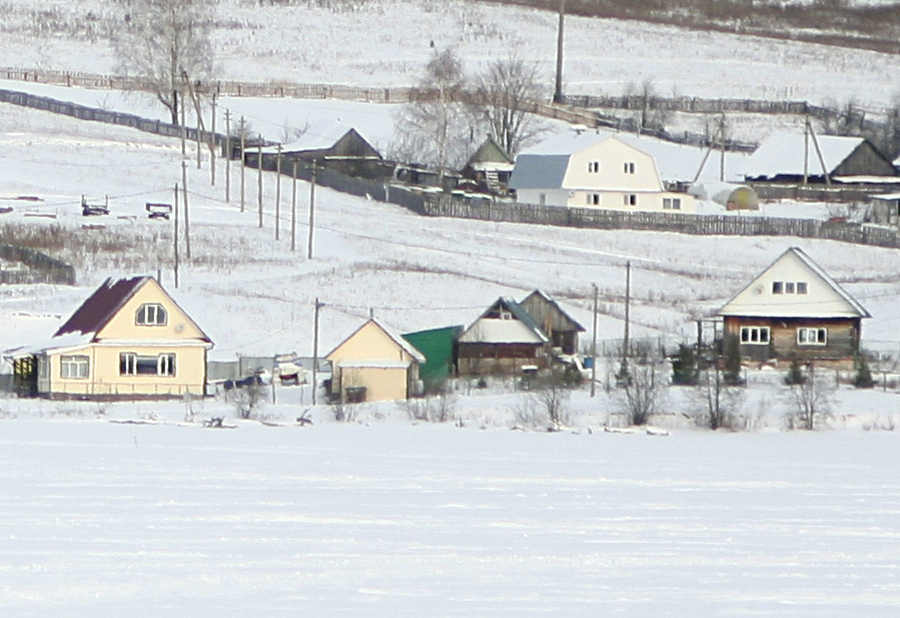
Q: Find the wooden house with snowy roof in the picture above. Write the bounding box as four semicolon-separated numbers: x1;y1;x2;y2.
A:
325;318;426;403
716;247;869;366
9;276;212;399
457;297;550;375
742;132;896;184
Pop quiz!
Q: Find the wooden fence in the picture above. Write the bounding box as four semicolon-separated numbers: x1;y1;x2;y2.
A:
422;196;900;250
4;81;900;252
0;243;76;285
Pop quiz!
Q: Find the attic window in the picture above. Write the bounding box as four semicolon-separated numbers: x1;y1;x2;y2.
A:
136;303;167;326
623;162;635;174
772;281;807;295
500;310;512;320
588;161;600;173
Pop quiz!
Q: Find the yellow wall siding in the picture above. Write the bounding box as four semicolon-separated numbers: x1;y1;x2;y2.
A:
97;279;206;342
339;366;410;402
47;345;207;397
327;321;417;365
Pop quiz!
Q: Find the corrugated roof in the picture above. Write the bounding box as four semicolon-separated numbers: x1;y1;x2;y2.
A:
54;276;148;338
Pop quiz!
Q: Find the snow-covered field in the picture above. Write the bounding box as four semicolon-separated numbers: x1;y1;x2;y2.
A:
1;0;899;110
3;1;900;615
1;415;899;617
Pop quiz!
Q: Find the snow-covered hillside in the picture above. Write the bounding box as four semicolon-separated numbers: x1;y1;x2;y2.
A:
1;0;899;109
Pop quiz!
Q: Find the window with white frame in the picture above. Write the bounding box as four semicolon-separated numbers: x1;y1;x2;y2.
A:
623;162;635;174
740;326;770;345
120;352;176;376
623;194;637;206
136;303;167;326
60;355;89;379
588;161;600;173
588;193;601;206
797;327;827;346
663;198;682;210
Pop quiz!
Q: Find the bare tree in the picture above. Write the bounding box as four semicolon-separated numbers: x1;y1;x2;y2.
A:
787;361;835;430
617;354;667;426
394;48;472;178
474;53;547;156
112;0;214;124
694;364;745;430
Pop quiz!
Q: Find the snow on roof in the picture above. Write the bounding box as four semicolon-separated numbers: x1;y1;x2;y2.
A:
54;276;149;338
741;132;864;179
337;359;412;369
261;120;354;154
514;129;746;184
5;331;95;358
872;192;900;201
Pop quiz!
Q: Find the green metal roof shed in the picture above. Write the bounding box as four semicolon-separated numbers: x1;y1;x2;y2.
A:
402;325;463;390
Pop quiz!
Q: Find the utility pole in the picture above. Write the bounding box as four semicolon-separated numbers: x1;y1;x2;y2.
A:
173;183;180;289
224;109;231;202
554;0;566;104
239;116;246;213
275;144;282;241
591;283;598;398
803;114;810;186
291;160;298;252
180;101;186;156
719;114;726;182
257;138;264;228
181;161;191;260
210;93;216;186
307;161;317;259
807;117;831;186
619;261;631;380
312;297;323;405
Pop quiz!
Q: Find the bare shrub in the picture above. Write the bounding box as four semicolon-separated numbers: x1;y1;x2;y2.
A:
331;402;357;423
514;374;572;431
786;362;835;430
228;383;267;419
617;354;667;426
693;365;745;430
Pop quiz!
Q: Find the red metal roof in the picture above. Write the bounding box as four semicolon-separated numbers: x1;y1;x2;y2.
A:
54;276;149;338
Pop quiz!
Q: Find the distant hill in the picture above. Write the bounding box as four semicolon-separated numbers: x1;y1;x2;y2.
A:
482;0;900;54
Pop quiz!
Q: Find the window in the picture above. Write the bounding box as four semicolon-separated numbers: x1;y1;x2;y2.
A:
624;194;637;206
588;193;601;206
136;303;167;326
663;198;682;210
772;281;807;295
798;327;827;346
740;326;770;345
120;352;176;376
588;161;600;173
623;162;635;174
60;355;89;379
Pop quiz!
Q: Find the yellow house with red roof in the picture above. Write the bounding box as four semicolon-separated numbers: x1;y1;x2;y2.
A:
11;276;213;399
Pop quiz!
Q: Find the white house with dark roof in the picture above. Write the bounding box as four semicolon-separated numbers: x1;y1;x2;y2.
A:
716;247;869;365
509;132;697;213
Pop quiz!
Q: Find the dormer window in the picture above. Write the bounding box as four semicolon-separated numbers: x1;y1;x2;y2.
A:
136;303;167;326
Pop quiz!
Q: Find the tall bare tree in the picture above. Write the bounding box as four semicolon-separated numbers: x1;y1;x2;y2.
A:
475;54;547;156
112;0;214;125
394;48;470;177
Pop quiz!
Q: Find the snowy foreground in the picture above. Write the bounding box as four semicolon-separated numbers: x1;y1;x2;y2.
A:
1;389;900;617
